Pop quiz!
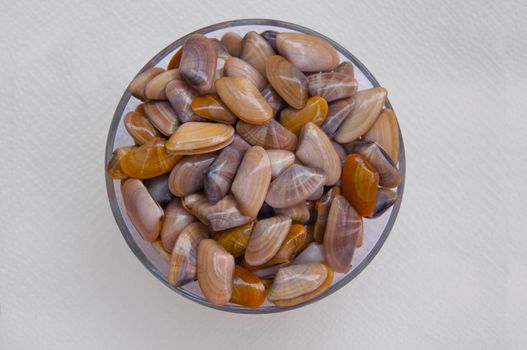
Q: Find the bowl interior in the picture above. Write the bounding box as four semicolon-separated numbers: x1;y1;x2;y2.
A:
105;19;405;313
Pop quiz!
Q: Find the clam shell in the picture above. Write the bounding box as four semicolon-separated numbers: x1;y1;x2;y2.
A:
231;146;272;218
168;152;217;197
324;195;362;272
210;38;231;61
267;224;308;265
205;195;254;231
268;263;328;302
342;154;379;216
143;101;180;136
197;239;234;305
261;85;285;117
332;141;347;165
334;87;387;143
296;122;341;186
144;173;173;207
167;47;183;70
182;193;210;225
160;198;196;253
274;202;311;224
191;94;237;124
252;264;285;279
130;67;164;100
348;141;400;188
231;265;267;308
307;186;324;201
124;111;160;145
168;222;209;287
179;34;217;93
152;240;171;263
276;33;339;72
291;242;326;265
165;80;206;123
367;188;398;219
265;164;327;209
335;61;354;77
204;135;250;204
221;32;242;57
213;221;255;258
266;55;308;109
135;103;146;115
215;76;273;125
244;216;292;266
236;119;297;151
122;179;164;242
266;149;295;179
313;186;340;243
307;72;358;103
279;96;328;136
240;31;275;76
145;69;180;100
107;146;134;179
321;98;354;138
120;138;181;180
224;57;267;91
260;30;278;51
165;122;234;155
362;108;400;164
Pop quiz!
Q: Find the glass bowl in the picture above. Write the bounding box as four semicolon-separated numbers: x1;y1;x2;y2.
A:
105;18;405;313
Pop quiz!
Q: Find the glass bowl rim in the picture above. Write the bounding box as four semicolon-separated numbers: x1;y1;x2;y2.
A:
105;18;406;314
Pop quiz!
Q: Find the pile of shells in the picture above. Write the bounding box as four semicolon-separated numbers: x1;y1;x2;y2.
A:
108;30;401;308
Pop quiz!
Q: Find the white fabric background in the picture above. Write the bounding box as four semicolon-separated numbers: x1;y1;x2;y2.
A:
1;1;526;349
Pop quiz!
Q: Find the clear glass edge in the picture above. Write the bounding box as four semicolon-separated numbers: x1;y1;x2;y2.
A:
104;18;406;314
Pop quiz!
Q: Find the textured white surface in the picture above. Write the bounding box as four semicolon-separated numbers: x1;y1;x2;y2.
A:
1;0;527;349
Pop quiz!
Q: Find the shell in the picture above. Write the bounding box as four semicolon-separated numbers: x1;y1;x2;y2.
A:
236;119;297;151
211;38;231;61
342;154;379;216
367;188;398;219
168;152;217;197
144;173;173;207
307;186;324;201
122;179;164;242
274;202;311;224
332;141;347;165
204;135;250;204
362;108;400;164
213;221;255;258
215;76;273;125
143;101;180;136
296;122;341;185
335;61;354;77
165;122;234;155
135;103;146;115
130;67;164;100
252;264;285;279
313;186;341;243
265;164;327;209
120;138;181;180
334;87;387;143
168;222;209;287
221;32;242;57
145;69;180;100
307;72;358;103
190;94;237;124
205;195;254;231
321;98;354;138
107;146;133;179
291;242;326;265
240;31;275;76
266;149;295;179
324;195;362;272
152;240;171;263
267;224;308;265
347;141;400;188
224;57;267;91
179;34;217;93
167;47;183;70
197;239;235;306
260;85;285;117
268;263;332;306
265;55;308;109
182;193;210;225
260;30;278;51
279;96;328;136
276;33;339;72
231;265;267;308
124;111;160;145
231;146;272;218
165;80;206;123
160;198;196;253
244;215;292;266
